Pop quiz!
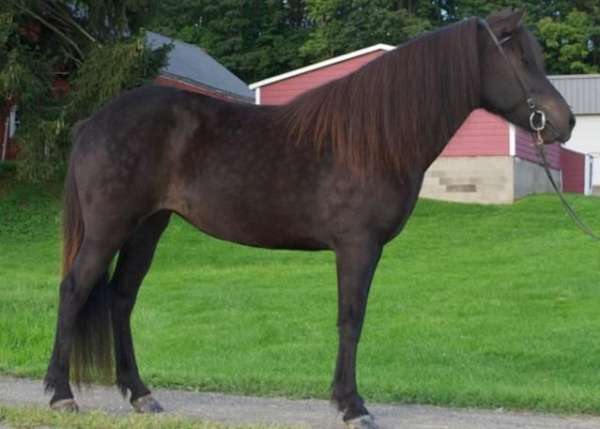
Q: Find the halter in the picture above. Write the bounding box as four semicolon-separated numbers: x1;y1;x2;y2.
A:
479;19;547;135
480;19;600;241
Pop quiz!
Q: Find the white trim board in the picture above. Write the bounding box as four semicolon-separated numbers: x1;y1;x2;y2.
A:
584;153;592;195
249;44;395;90
508;123;516;156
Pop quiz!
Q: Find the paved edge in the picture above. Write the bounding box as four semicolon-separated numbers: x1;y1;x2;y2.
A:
1;377;600;429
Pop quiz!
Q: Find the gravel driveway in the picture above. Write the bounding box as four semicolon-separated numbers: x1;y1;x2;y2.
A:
1;376;600;429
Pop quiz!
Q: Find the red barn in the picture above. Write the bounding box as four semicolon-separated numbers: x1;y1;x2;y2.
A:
250;44;589;203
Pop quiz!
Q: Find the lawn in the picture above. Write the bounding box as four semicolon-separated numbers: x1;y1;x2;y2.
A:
0;406;299;429
1;177;600;414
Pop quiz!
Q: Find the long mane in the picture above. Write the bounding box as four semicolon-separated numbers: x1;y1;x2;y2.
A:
280;18;481;177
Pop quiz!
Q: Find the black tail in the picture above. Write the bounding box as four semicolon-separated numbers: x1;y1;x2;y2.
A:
62;162;114;386
71;273;114;385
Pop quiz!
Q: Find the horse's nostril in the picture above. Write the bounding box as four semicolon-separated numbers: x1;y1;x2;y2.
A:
569;114;576;130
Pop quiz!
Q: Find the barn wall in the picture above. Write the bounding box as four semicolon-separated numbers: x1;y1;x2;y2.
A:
560;147;586;193
260;51;385;105
0;113;7;160
515;127;561;169
514;157;561;199
442;109;509;156
0;113;6;154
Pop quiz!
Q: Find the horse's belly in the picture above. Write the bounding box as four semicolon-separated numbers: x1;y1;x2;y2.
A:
169;191;329;251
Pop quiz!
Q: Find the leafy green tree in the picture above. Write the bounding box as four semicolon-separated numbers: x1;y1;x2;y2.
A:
300;0;430;62
431;1;600;73
538;10;599;74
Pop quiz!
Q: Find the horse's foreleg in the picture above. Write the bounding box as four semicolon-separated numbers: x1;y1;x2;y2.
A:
109;212;170;413
332;239;382;429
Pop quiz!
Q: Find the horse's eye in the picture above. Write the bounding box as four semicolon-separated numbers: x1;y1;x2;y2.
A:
521;56;531;66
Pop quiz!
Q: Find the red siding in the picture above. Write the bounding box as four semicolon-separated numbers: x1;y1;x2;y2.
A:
0;114;6;148
260;51;385;105
561;147;586;193
154;76;250;103
260;54;509;156
515;127;560;169
442;109;508;157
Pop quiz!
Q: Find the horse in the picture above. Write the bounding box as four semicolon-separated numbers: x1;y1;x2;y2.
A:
44;9;574;429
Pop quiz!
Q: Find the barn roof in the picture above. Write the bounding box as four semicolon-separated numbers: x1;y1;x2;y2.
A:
549;74;600;115
146;32;253;101
249;44;395;89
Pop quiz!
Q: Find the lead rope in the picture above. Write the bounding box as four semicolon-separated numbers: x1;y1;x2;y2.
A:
534;132;600;240
480;19;600;240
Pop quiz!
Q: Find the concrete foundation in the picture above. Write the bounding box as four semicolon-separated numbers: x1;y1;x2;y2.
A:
513;157;561;199
420;156;561;204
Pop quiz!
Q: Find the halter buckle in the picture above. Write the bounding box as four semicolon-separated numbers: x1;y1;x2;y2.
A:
529;110;546;132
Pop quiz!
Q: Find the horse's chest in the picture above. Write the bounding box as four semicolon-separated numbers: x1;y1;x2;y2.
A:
319;174;423;244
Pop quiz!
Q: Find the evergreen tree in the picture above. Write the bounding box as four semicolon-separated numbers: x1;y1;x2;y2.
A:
0;0;168;181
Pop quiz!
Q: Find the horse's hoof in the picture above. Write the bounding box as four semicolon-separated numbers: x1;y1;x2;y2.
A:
345;414;379;429
131;394;164;413
50;398;79;413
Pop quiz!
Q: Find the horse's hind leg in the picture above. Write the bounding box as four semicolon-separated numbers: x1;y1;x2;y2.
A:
109;211;170;413
45;234;125;410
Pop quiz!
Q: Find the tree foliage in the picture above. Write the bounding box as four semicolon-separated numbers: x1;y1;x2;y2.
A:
435;0;599;74
148;0;600;82
149;0;309;83
300;0;430;61
0;0;168;182
538;10;599;74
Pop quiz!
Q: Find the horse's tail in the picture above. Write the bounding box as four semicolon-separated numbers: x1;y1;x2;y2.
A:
62;162;83;277
62;143;114;386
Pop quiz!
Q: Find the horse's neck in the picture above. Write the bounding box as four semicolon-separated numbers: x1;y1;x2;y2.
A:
384;45;481;172
419;102;479;173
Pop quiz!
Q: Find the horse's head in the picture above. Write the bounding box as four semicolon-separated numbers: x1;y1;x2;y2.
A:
478;9;575;143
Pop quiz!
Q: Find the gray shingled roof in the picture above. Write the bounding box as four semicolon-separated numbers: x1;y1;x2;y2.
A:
549;74;600;115
146;31;253;101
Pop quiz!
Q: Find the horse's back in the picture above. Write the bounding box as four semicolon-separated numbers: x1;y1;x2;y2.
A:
72;85;239;153
68;86;242;231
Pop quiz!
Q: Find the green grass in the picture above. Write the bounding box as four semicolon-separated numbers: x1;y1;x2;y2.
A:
1;181;600;414
0;406;300;429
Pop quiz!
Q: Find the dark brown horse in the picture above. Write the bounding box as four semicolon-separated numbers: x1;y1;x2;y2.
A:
45;10;574;429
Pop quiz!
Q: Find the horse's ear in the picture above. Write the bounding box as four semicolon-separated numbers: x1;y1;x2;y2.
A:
486;9;526;38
